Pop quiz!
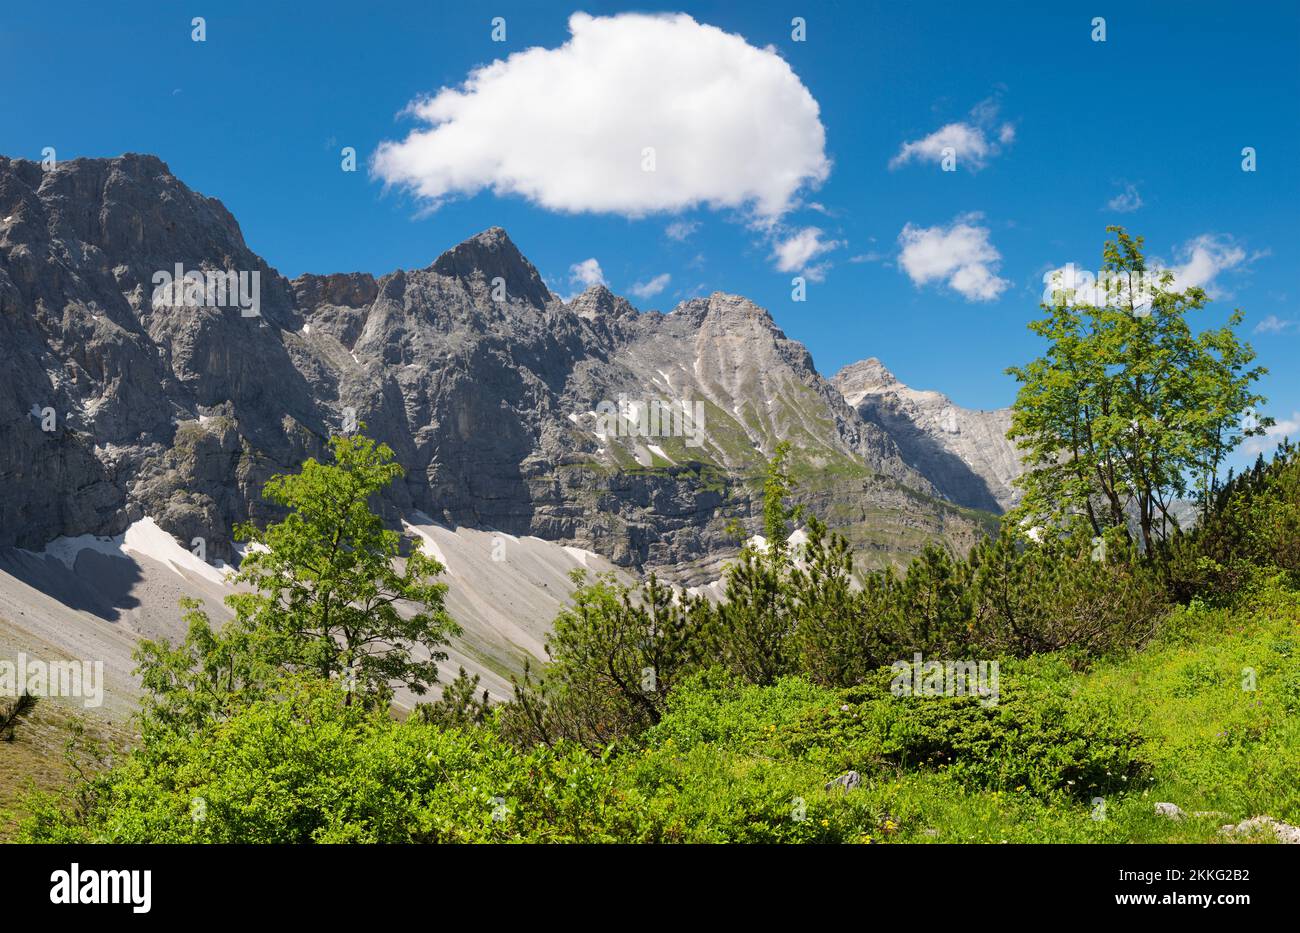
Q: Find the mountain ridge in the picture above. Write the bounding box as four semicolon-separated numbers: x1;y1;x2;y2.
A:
1;153;999;583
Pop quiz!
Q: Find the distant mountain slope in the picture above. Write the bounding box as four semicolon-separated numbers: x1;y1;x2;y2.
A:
834;358;1025;513
0;517;630;710
0;154;987;585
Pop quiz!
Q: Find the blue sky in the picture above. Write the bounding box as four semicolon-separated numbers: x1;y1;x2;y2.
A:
3;1;1297;461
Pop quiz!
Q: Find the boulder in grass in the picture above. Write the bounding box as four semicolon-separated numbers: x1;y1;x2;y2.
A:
825;771;862;793
1220;816;1300;844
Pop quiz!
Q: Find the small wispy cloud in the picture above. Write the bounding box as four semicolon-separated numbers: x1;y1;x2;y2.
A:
771;226;841;278
1106;182;1143;213
1254;314;1296;334
628;273;671;300
665;220;699;241
890;97;1015;172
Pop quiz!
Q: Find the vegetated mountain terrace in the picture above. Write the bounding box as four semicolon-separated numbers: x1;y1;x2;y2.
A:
0;153;1000;585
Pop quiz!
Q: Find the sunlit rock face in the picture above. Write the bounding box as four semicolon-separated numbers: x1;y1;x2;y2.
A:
834;358;1024;514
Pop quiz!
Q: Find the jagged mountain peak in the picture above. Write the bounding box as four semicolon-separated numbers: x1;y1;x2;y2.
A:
430;226;551;308
86;151;174;178
567;283;637;320
834;357;1024;513
703;291;762;316
834;357;902;400
5;151;173;182
1;153;250;257
667;291;782;331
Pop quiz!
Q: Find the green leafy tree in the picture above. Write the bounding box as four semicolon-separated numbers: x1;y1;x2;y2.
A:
227;432;459;703
134;597;287;735
1007;227;1269;554
137;431;459;720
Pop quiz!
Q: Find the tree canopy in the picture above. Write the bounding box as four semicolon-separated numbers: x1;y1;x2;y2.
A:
1007;226;1269;553
136;431;458;731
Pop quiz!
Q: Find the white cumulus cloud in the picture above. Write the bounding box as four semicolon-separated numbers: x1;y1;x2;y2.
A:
372;13;830;221
568;258;606;290
897;215;1009;301
1164;234;1248;294
772;226;841;275
628;273;671;300
890;99;1015;172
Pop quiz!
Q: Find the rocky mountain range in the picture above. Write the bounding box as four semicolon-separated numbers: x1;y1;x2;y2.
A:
834;358;1023;514
0;153;1023;587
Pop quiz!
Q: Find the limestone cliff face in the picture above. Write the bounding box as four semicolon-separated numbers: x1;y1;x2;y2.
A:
0;154;987;581
833;358;1025;514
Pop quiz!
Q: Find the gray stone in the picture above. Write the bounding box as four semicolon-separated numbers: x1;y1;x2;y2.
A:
825;771;862;792
1220;816;1300;844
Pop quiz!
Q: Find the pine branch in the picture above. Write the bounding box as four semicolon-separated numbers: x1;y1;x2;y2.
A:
0;692;39;742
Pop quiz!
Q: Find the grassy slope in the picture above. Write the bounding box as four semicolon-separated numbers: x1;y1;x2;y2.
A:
619;579;1299;843
904;587;1299;843
0;700;134;840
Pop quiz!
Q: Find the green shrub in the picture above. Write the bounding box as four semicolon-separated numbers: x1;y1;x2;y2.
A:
779;659;1149;801
499;571;710;750
1166;442;1300;603
18;678;636;844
